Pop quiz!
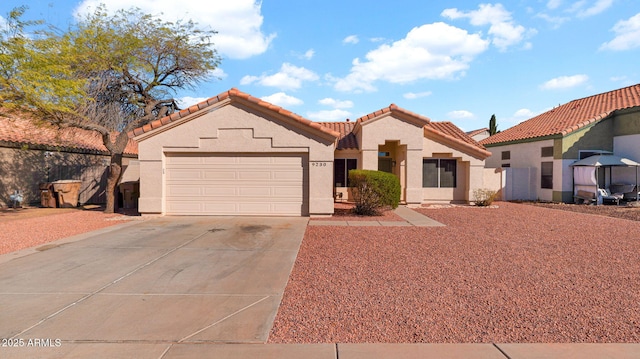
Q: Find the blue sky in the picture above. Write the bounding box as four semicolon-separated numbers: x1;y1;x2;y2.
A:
2;0;639;132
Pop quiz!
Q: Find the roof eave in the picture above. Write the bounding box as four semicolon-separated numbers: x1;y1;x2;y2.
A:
423;126;491;159
133;88;339;143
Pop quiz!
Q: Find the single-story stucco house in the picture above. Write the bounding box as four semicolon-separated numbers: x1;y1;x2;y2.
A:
0;111;138;207
132;88;495;217
481;83;640;203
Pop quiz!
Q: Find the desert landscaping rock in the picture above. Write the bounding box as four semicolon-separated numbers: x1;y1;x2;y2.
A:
0;209;130;255
270;202;640;343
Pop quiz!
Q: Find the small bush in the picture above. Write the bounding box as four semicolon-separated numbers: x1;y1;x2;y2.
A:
472;188;498;206
348;170;401;215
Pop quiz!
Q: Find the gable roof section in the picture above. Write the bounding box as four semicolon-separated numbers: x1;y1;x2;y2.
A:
425;121;491;159
355;104;431;129
466;127;489;137
481;83;640;146
316;121;358;150
318;117;489;158
0;112;138;156
131;88;340;141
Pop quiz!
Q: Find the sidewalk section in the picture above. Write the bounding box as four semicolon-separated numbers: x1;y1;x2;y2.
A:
309;205;444;227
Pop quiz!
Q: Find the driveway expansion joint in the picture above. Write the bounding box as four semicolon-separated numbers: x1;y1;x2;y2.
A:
8;228;213;340
493;343;513;359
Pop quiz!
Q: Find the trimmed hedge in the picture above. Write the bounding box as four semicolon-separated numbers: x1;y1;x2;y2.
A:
348;169;401;215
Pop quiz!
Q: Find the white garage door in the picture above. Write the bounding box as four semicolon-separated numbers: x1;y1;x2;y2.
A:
165;154;304;216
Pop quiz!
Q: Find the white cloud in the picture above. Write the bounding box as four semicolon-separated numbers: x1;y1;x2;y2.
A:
513;108;536;118
240;63;319;90
74;0;276;59
318;98;354;109
403;91;432;99
176;96;208;108
547;0;562;9
540;74;589;90
307;109;351;121
447;110;475;119
535;13;570;28
343;35;359;44
571;0;613;18
334;22;488;93
209;67;228;80
303;49;315;60
442;4;534;52
600;13;640;51
261;92;303;107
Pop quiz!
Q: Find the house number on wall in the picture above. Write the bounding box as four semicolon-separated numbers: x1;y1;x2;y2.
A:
311;161;329;167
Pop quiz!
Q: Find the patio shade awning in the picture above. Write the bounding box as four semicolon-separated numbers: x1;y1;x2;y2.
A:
570;154;640;167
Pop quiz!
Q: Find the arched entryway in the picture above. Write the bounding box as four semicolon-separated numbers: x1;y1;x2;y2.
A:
378;140;407;203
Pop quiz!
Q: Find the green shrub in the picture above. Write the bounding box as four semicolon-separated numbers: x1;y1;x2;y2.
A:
472;188;498;206
348;169;401;215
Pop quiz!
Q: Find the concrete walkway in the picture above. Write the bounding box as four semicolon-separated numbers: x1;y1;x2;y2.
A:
309;205;445;227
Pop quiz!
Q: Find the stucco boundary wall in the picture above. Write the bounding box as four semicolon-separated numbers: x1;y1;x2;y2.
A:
0;147;134;207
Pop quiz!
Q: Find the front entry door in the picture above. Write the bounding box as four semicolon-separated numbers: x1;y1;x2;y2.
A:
378;158;393;173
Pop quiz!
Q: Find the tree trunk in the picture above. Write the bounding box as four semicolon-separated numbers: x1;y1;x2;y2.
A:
104;153;123;213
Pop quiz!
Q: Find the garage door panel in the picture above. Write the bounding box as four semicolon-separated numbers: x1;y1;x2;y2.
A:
166;170;203;180
166;186;204;196
202;156;237;165
165;154;304;216
272;170;302;181
238;171;272;180
238;186;272;197
203;170;237;180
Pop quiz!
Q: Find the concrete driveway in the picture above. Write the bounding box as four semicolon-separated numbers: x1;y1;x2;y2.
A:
0;216;308;358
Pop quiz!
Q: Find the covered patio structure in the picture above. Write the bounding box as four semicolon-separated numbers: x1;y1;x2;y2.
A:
571;154;640;204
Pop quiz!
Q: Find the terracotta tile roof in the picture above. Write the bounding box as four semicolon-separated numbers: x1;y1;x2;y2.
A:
466;127;489;137
481;83;640;146
316;121;358;150
425;121;491;159
132;88;340;139
355;103;431;126
0;112;138;156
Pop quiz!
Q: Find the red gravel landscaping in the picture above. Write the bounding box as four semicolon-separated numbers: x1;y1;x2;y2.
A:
269;202;640;343
0;208;131;255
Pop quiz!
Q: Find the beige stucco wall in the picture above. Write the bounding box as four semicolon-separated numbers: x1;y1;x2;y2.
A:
485;139;558;201
423;137;486;203
356;114;425;205
0;147;126;207
135;101;336;216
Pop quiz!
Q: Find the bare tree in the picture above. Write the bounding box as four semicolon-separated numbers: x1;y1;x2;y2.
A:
1;5;221;212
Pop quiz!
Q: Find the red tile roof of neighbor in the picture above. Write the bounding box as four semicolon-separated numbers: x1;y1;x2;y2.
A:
481;83;640;146
131;88;340;139
0;112;138;156
466;127;489;137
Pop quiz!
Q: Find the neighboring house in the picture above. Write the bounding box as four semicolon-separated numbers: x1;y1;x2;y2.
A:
466;127;491;142
0;111;138;207
132;88;494;217
481;83;640;203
